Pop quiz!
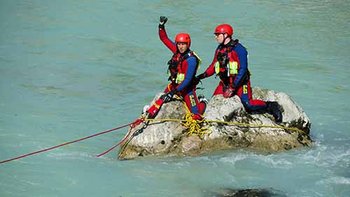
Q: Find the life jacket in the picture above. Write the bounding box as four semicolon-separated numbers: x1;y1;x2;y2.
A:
214;39;239;78
214;39;250;87
167;50;201;84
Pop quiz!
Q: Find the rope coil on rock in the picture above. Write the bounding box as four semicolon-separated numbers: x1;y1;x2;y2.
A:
182;113;210;138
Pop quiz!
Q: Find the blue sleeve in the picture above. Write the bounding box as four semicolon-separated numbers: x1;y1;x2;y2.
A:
176;56;197;92
234;44;248;87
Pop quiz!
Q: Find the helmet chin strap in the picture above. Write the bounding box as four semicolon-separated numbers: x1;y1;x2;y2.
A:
222;34;231;45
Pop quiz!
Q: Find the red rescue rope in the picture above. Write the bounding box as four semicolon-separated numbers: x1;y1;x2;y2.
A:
96;118;145;157
0;120;141;165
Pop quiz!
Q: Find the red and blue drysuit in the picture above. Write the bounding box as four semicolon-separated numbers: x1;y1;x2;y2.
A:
159;27;205;116
203;39;267;112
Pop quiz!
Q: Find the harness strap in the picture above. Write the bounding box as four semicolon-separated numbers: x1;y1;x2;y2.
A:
167;50;200;84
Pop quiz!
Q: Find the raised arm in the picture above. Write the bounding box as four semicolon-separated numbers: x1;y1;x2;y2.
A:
158;16;177;53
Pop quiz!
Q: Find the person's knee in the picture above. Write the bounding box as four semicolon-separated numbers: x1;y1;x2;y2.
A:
242;101;252;111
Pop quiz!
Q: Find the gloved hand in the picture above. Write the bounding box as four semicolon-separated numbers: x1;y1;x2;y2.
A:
196;73;207;81
161;89;175;103
159;16;168;29
196;73;207;80
193;73;207;85
223;87;236;98
193;76;203;86
193;76;200;86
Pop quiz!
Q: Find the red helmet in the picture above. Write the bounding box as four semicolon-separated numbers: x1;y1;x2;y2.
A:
175;33;191;47
214;24;234;36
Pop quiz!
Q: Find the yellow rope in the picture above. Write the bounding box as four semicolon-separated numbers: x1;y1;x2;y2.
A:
181;113;210;138
182;102;210;138
142;101;306;137
204;119;304;133
143;117;305;136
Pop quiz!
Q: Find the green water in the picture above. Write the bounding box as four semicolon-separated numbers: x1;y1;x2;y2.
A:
1;0;349;196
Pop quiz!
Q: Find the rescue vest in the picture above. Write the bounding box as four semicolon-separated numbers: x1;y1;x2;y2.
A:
214;60;238;76
214;41;239;77
167;50;201;84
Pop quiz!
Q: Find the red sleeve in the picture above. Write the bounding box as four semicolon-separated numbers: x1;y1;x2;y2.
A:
204;49;219;77
159;27;177;53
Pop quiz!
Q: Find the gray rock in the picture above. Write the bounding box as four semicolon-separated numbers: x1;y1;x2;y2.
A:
118;87;312;160
209;188;285;197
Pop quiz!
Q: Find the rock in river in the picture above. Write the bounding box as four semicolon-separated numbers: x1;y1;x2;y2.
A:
118;87;312;160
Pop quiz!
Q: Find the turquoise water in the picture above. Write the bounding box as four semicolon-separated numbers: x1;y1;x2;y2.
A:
1;0;349;196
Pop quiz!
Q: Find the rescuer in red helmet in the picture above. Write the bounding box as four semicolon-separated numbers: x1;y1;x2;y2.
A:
196;24;282;123
157;16;206;120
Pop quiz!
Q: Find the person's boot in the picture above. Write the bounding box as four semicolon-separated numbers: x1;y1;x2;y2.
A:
198;94;208;114
266;101;283;123
198;94;208;104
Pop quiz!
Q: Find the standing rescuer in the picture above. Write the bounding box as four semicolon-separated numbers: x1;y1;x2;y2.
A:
157;16;206;120
196;24;283;123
